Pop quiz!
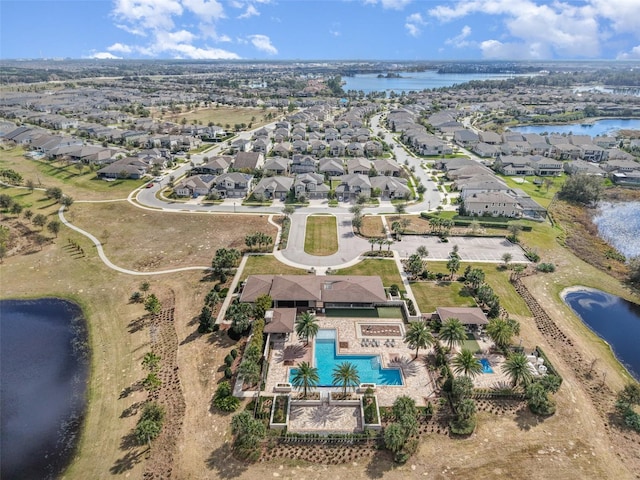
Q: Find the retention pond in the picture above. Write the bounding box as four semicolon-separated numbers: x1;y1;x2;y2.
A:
562;287;640;381
0;298;90;480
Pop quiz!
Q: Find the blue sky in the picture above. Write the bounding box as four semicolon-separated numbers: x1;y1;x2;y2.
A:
1;0;639;61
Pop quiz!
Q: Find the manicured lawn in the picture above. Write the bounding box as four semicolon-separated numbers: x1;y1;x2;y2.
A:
497;174;563;208
426;261;531;316
335;258;403;288
0;147;145;200
462;332;481;354
240;255;307;281
410;281;477;314
304;214;338;256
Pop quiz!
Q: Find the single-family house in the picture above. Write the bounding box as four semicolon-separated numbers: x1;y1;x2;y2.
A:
493;156;535;176
233;151;264;171
370;176;411;200
212;172;254;198
372;158;402;177
528;156;563;176
335;173;372;200
290;155;317;174
97;157;148;179
193;156;233;175
174;174;216;197
293;173;329;199
263;157;290;176
453;129;479;147
318;157;345;177
252;176;293;201
347;157;372;176
329;140;346;157
272;142;292;157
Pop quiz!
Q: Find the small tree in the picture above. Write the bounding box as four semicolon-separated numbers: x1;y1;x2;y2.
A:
47;220;61;237
32;213;48;229
144;294;161;316
142;352;161;371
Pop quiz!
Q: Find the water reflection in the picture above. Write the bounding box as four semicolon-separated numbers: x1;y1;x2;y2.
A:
562;287;640;381
0;299;89;480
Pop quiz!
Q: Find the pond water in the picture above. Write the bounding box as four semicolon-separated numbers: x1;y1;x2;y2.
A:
0;298;89;480
511;118;640;137
342;71;527;94
593;202;640;259
562;287;640;381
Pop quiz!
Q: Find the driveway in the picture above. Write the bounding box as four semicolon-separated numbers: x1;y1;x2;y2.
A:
280;212;370;268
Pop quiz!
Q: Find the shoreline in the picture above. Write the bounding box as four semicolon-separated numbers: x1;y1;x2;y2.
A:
0;297;90;480
560;286;640;382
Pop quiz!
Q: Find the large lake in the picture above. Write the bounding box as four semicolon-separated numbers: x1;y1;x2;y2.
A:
0;298;89;480
511;118;640;136
593;201;640;259
342;71;527;94
562;287;640;381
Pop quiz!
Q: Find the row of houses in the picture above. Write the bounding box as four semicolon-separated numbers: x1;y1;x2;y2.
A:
440;158;547;219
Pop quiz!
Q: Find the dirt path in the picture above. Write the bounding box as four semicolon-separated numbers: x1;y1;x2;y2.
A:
514;274;640;477
144;290;186;480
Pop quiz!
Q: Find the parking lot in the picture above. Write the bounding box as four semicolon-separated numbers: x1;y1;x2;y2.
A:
394;235;529;263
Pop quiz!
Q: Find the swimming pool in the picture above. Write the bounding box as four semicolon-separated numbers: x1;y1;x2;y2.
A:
289;330;403;386
480;358;494;374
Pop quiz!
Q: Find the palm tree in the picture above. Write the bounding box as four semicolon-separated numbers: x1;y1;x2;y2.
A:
446;256;460;280
291;361;319;399
439;318;466;351
368;238;377;251
455;398;477;422
502;353;534;388
295;312;319;346
486;318;514;350
451;349;482;378
332;361;360;397
403;321;434;360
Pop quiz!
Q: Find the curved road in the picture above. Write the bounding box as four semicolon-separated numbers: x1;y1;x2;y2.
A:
42;107;527;278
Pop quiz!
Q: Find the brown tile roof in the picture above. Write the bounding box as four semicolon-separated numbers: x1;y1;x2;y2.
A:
240;275;386;304
435;307;488;325
263;308;296;334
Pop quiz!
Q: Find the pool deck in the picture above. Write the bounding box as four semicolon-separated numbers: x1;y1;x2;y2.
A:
265;316;439;407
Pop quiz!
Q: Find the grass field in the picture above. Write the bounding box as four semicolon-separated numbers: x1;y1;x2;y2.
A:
425;261;531;316
160;106;272;130
361;215;386;238
0;146;145;200
304;214;338;256
335;258;403;288
410;280;477;313
497;174;563;208
70;203;276;271
240;255;307;281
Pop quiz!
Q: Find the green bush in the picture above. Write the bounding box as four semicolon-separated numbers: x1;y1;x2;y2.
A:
231;348;238;359
537;263;556;272
215;395;240;412
224;367;233;379
449;417;476;435
225;354;234;367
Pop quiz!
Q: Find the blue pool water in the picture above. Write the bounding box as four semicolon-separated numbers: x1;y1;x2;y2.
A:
480;358;494;374
289;330;403;386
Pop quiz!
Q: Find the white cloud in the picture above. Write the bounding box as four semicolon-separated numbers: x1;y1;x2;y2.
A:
238;4;259;19
446;25;472;48
182;0;225;22
248;34;277;54
617;45;640;60
112;0;183;32
107;43;133;53
405;12;425;37
364;0;412;10
590;0;640;35
480;39;549;59
429;0;602;58
89;52;122;59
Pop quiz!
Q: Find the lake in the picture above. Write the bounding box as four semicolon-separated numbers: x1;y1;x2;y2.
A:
562;287;640;381
511;118;640;137
593;201;640;259
0;298;90;480
342;71;527;94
